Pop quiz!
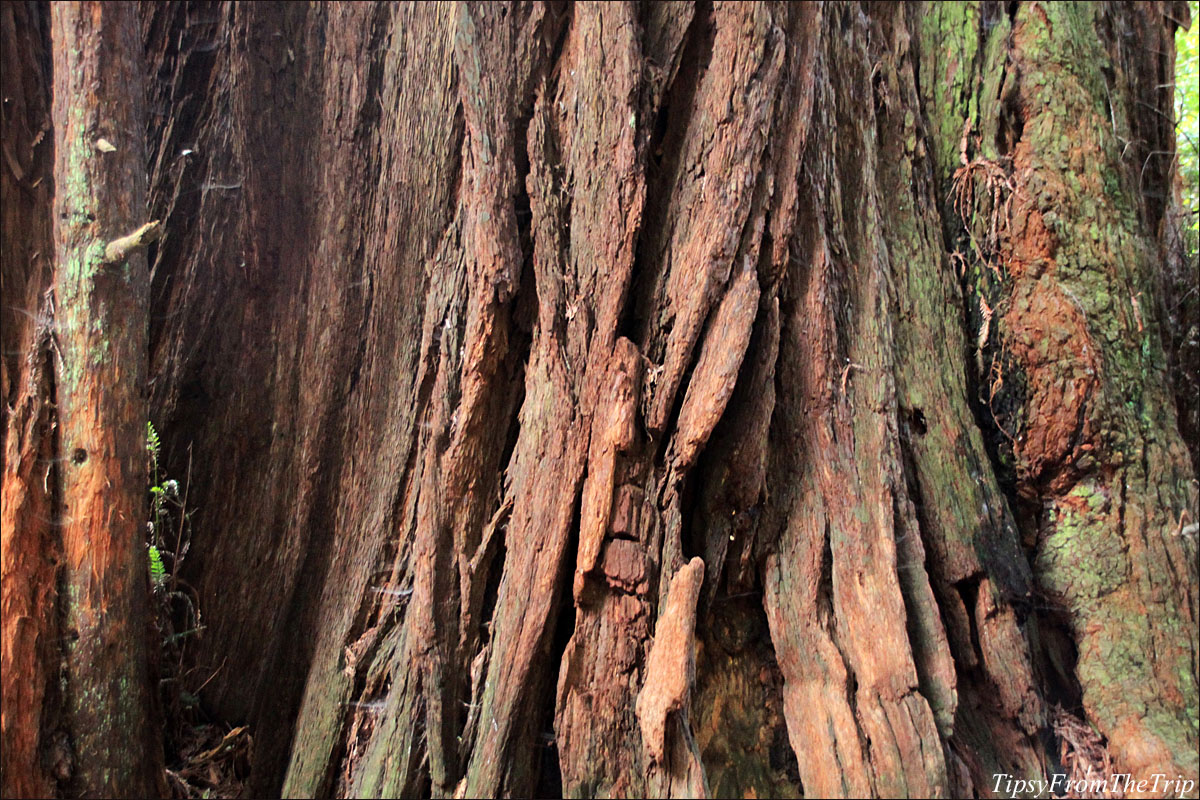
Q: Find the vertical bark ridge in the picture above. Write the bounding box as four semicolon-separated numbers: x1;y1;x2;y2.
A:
0;4;57;797
303;3;538;796
875;4;1049;792
475;3;652;795
761;6;950;797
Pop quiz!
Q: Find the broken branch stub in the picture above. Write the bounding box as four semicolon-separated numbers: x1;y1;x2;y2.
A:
103;220;162;265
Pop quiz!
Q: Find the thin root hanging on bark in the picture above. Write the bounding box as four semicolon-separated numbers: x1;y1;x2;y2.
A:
951;120;1016;280
985;348;1020;451
977;295;994;352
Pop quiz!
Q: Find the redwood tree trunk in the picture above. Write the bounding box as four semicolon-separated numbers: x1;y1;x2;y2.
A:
2;2;164;797
3;2;1196;799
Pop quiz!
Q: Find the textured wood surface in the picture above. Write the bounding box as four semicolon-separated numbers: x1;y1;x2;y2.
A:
3;2;1195;798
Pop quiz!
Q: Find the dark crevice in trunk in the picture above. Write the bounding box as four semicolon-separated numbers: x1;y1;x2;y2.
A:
476;532;509;657
533;545;576;799
619;234;650;348
503;45;540;447
1032;609;1083;714
352;5;392;144
675;467;701;562
512;115;537;324
626;0;714;353
645;0;712;190
954;573;985;668
965;319;1029;531
345;268;374;398
688;277;775;609
42;333;69;797
817;520;835;630
770;720;804;795
544;2;573;96
533;738;564;800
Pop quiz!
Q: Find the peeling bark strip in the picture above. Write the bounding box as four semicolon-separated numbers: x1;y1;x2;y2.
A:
671;268;759;471
636;557;704;765
575;338;642;598
2;1;1191;798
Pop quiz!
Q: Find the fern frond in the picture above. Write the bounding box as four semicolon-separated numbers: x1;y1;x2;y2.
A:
148;544;166;588
146;421;162;459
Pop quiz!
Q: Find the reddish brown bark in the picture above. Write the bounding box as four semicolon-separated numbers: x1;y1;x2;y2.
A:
3;3;164;798
2;1;1196;798
1;5;57;796
138;2;1195;797
49;3;164;796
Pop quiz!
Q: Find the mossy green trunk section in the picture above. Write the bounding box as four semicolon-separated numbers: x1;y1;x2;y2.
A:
922;0;1198;784
47;3;163;797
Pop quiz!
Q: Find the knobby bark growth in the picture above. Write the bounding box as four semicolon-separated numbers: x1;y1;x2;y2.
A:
2;2;1196;798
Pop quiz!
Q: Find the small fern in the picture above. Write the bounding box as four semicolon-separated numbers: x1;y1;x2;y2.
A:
147;420;162;461
144;420;189;591
143;419;207;755
148;543;167;588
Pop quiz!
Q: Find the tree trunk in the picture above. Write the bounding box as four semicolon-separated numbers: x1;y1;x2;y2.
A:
3;2;165;798
3;1;1196;798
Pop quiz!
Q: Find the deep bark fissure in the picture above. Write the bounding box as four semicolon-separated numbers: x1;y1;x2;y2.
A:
42;332;68;796
628;1;714;359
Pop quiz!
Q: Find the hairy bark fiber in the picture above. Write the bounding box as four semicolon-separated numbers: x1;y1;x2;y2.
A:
2;1;1196;798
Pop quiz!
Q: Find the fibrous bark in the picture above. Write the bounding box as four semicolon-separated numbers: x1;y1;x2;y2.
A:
49;3;164;796
3;3;165;798
1;6;57;796
146;2;1198;797
3;2;1196;799
923;1;1198;783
